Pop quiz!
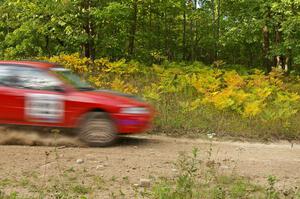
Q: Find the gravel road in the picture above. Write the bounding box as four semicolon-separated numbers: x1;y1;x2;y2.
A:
0;129;299;198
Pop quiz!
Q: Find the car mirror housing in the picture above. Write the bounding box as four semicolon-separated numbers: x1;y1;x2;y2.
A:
53;86;67;93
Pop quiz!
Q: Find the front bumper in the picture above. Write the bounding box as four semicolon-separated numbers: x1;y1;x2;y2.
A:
112;113;153;134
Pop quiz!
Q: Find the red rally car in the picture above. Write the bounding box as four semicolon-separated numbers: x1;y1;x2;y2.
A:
0;61;154;146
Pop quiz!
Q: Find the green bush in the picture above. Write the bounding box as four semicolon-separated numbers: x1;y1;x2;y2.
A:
44;54;300;140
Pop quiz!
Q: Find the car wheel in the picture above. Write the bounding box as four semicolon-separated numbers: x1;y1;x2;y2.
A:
78;112;117;147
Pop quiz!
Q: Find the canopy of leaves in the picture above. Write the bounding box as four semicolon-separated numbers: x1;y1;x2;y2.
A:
0;0;299;70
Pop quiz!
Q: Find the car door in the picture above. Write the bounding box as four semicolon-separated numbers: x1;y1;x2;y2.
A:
14;66;69;126
0;65;68;126
0;65;27;123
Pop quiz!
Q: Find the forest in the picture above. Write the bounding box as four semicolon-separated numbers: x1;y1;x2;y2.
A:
0;0;299;72
1;0;300;140
1;1;300;198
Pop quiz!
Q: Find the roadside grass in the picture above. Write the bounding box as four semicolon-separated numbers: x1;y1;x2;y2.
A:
138;148;300;199
0;168;98;199
152;101;300;141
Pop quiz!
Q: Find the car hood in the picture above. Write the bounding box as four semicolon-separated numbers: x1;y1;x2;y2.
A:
77;89;146;108
95;89;144;102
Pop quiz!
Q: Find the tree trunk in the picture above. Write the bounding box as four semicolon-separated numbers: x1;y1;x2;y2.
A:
164;9;167;59
128;0;138;57
262;25;272;72
211;0;216;62
190;17;194;61
216;0;221;60
183;9;187;60
82;0;95;60
286;49;293;72
45;35;50;57
248;44;253;67
275;24;282;69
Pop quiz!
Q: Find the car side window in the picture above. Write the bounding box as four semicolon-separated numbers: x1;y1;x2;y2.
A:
13;67;62;91
0;65;16;87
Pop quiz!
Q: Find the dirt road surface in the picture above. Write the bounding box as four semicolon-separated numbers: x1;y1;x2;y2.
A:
0;129;299;198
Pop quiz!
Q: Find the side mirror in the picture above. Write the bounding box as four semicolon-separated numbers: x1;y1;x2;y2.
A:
53;86;67;93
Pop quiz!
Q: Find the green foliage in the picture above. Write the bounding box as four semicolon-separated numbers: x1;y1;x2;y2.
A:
266;176;280;199
43;54;300;140
0;0;299;70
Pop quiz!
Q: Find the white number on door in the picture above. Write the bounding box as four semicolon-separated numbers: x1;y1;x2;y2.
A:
25;94;64;123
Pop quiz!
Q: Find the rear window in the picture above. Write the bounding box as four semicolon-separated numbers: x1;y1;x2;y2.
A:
0;65;18;86
0;65;62;91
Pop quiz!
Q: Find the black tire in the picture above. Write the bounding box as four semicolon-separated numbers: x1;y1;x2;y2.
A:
78;112;117;147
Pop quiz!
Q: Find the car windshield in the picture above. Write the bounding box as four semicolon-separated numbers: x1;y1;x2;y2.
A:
51;67;95;91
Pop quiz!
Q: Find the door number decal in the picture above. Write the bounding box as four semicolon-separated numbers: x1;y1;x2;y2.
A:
25;94;64;123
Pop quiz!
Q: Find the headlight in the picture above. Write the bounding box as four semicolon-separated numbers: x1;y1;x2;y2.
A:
120;107;149;114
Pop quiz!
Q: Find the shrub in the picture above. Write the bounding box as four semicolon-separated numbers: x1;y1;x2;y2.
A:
42;54;300;140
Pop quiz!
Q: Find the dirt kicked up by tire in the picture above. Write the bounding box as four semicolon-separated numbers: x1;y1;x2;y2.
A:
78;112;117;147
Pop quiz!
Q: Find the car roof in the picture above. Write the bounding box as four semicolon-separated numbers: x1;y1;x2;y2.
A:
0;61;56;70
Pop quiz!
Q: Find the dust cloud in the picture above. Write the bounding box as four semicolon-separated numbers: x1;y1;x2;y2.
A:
0;126;85;147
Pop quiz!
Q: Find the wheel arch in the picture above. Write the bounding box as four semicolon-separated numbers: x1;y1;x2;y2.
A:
75;107;116;130
88;107;107;113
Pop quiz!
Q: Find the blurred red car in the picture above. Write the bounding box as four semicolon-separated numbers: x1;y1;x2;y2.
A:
0;61;154;146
